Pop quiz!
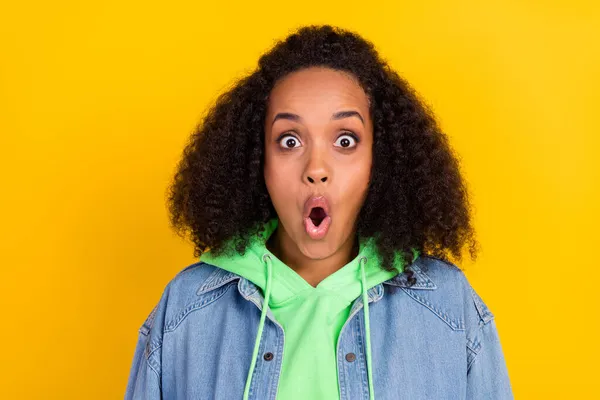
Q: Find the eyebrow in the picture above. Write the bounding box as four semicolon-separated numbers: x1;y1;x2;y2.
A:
271;110;365;126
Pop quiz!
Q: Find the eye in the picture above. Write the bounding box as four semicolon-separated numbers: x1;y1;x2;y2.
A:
334;132;359;149
277;134;302;149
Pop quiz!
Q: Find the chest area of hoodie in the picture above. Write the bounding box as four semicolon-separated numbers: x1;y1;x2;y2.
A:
269;288;353;343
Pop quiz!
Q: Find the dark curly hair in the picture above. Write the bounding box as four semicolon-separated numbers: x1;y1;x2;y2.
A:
167;24;480;287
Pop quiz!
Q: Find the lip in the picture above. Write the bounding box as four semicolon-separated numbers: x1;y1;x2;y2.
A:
302;194;332;240
303;195;331;219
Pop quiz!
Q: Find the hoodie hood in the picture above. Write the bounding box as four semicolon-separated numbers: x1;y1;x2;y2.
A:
200;217;419;400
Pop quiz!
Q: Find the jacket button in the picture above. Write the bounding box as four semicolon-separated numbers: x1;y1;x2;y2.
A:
345;353;356;362
263;352;274;361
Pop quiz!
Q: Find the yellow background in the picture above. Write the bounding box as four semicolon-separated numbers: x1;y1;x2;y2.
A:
1;0;598;398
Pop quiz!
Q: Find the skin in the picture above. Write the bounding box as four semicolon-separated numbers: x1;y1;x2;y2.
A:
263;66;374;287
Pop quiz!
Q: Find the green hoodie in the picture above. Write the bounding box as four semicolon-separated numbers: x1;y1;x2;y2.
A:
200;217;419;400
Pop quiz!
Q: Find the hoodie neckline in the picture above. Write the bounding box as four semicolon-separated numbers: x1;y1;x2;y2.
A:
248;217;406;293
201;217;420;400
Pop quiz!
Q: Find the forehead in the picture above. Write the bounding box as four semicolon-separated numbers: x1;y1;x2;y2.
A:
266;67;370;116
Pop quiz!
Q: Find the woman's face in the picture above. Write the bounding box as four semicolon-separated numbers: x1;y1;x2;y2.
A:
264;66;373;260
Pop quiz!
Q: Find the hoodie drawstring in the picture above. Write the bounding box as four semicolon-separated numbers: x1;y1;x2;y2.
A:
244;254;375;400
359;255;375;399
243;254;273;400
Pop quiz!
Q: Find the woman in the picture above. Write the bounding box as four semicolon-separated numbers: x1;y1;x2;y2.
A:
125;25;513;399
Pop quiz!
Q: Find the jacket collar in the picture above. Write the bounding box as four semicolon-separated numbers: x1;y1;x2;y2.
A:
197;257;437;297
197;258;436;323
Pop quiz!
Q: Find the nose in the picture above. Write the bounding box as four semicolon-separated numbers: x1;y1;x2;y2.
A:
303;147;329;185
306;174;328;184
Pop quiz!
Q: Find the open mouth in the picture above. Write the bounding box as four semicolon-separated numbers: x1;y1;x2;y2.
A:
309;206;327;226
303;195;332;240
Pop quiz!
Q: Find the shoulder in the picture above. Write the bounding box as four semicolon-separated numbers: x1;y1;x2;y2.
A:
402;256;511;383
396;255;495;330
164;261;220;301
139;261;224;335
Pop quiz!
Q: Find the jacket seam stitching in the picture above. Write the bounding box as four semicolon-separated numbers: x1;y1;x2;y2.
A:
145;344;162;391
401;288;465;331
469;285;494;323
146;346;162;375
467;348;478;372
145;336;163;358
164;283;233;332
354;314;370;399
466;338;479;354
466;321;488;372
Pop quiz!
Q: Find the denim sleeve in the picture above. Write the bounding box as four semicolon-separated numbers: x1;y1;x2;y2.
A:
124;301;164;400
466;287;514;399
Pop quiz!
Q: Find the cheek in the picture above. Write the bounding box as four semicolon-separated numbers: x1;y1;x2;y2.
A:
264;159;282;186
346;155;372;189
263;149;276;187
264;157;295;203
339;157;372;210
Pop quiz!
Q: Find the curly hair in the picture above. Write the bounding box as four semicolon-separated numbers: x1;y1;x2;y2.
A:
167;24;480;286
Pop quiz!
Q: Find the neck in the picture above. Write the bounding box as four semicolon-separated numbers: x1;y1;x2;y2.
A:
266;223;360;287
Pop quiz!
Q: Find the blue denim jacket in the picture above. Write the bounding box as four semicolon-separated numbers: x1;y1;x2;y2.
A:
125;255;513;399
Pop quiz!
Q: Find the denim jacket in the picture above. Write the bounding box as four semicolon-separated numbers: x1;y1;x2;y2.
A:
125;255;513;399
